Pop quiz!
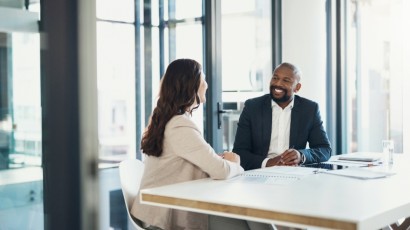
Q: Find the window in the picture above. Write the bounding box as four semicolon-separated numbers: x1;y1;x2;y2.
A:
345;0;410;154
221;0;272;151
0;5;43;230
97;21;136;160
0;31;41;169
145;0;204;134
96;0;136;162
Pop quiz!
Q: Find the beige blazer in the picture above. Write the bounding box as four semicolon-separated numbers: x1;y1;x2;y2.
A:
131;113;244;230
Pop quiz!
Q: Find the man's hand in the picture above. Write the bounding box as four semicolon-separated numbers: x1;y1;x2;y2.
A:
266;155;283;167
280;148;301;166
266;149;302;167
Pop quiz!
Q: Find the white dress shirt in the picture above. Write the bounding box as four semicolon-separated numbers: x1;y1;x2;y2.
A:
262;99;294;168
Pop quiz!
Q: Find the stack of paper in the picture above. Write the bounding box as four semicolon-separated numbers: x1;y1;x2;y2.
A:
336;152;382;162
323;167;395;179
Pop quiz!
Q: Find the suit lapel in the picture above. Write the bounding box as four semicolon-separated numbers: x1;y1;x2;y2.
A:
262;95;272;154
289;96;300;146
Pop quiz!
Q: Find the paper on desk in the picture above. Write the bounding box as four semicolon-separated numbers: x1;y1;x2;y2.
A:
328;153;384;167
253;165;318;176
228;166;316;185
335;152;383;162
326;159;376;167
323;167;395;179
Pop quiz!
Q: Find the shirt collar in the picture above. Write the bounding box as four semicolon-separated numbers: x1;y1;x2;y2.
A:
271;98;294;110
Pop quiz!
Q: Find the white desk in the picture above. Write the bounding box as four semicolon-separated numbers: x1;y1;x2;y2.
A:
140;154;410;230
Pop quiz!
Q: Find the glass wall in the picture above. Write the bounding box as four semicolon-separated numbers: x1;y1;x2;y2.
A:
1;32;42;169
220;0;272;151
0;5;43;230
96;0;136;164
96;1;137;229
105;0;207;159
96;0;205;228
345;0;410;154
147;0;205;135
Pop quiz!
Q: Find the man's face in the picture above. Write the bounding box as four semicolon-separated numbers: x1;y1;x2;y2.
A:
269;66;301;105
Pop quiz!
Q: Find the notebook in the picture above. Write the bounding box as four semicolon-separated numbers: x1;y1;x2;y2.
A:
337;152;382;162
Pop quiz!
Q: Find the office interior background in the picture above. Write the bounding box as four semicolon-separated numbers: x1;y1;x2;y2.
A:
0;0;409;229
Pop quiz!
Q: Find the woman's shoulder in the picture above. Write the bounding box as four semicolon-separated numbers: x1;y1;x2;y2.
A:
167;113;197;129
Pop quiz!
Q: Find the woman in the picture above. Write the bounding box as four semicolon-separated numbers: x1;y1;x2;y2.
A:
131;59;244;230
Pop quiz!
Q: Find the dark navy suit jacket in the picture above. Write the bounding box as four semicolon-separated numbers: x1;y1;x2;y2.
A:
232;94;331;170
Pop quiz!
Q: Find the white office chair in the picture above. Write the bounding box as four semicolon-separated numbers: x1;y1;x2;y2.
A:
119;158;145;230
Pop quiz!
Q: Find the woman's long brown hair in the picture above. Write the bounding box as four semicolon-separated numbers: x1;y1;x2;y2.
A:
140;59;202;157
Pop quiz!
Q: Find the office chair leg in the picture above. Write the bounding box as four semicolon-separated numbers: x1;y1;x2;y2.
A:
390;217;410;230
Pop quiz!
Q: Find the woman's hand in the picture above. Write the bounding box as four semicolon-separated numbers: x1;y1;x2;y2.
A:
221;151;241;164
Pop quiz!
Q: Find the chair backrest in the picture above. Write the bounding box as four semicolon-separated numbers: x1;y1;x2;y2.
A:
119;159;145;211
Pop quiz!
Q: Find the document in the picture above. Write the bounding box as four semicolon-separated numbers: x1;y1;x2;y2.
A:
336;152;382;162
323;167;395;179
256;165;318;176
228;166;317;185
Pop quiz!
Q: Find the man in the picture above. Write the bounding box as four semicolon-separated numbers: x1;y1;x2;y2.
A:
233;62;331;171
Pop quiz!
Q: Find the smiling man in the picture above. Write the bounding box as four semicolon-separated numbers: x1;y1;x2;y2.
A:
232;62;332;171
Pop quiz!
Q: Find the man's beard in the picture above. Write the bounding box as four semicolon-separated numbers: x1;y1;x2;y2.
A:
270;85;291;103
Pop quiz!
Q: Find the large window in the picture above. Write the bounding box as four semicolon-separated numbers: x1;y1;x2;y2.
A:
221;0;272;151
345;0;410;154
95;1;205;228
96;0;136;163
0;5;43;230
0;32;42;169
97;22;136;161
96;2;137;229
145;0;205;134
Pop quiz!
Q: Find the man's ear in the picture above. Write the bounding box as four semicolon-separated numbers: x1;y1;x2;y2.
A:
294;83;301;93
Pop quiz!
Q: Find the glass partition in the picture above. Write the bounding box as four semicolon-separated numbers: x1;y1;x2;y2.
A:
0;8;43;230
345;0;409;153
220;0;272;151
6;32;42;169
96;21;136;164
96;8;137;229
0;31;41;169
